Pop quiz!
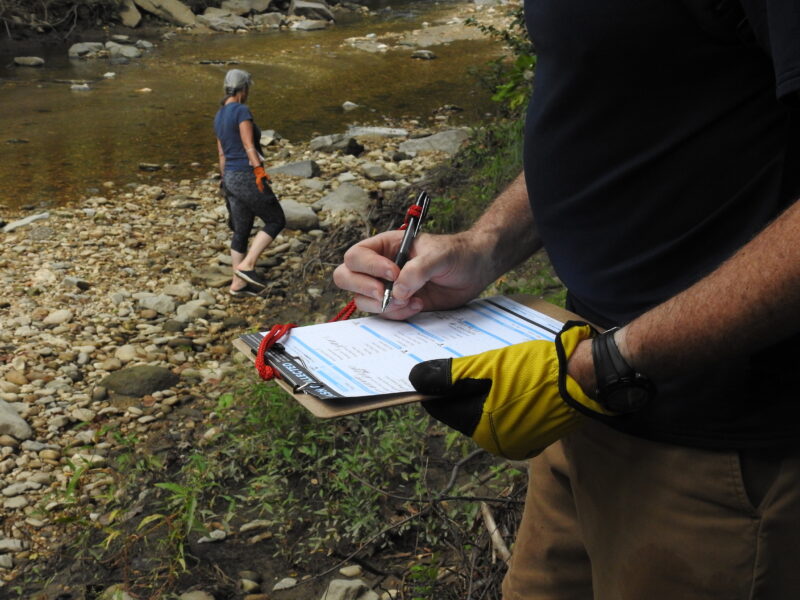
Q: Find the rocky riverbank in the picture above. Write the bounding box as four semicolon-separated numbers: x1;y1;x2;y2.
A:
0;118;473;594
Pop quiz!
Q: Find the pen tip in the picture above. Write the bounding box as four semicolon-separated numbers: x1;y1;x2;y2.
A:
381;290;390;313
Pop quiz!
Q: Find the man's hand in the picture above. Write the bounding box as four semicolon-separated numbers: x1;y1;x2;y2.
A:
410;322;613;460
253;166;271;193
333;230;498;320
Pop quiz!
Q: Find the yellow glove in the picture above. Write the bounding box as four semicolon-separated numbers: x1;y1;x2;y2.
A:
410;322;614;460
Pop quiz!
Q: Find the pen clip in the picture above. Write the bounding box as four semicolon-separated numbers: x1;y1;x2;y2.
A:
411;191;430;237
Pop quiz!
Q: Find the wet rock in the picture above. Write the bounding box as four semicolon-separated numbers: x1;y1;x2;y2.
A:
106;41;143;59
101;365;179;397
291;19;329;30
411;49;436;60
14;57;45;67
309;133;364;156
68;42;104;58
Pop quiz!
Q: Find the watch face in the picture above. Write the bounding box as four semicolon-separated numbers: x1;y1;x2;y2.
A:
606;385;651;414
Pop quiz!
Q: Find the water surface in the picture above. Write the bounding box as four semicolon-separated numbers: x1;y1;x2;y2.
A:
0;1;504;209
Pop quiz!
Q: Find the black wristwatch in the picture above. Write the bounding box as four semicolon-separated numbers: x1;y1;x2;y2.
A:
592;327;655;413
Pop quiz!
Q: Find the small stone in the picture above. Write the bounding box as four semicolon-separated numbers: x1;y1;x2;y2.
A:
43;308;75;325
179;592;215;600
339;564;363;578
0;539;24;552
71;408;96;423
39;449;60;463
272;577;296;591
14;56;45;67
0;554;12;569
239;579;260;593
4;496;28;509
0;435;18;448
239;519;272;533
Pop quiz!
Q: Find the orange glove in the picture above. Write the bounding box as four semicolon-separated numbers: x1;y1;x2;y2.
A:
253;166;271;193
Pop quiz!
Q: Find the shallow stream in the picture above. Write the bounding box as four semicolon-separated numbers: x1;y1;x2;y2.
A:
0;1;503;209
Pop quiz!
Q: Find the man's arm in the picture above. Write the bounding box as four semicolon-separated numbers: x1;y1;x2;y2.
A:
334;172;543;318
568;198;800;391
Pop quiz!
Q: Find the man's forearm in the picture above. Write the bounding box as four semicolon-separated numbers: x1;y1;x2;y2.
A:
619;198;800;377
469;171;543;279
569;199;800;394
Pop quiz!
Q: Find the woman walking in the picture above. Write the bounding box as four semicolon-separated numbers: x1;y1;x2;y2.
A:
214;69;285;297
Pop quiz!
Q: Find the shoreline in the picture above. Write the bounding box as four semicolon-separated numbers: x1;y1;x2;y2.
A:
0;117;473;588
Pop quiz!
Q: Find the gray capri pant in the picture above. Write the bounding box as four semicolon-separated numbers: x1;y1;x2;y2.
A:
223;169;285;254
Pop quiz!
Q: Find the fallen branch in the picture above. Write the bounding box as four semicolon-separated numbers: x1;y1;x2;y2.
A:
480;501;511;564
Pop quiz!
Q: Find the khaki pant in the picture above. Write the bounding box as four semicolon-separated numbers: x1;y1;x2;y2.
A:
502;420;800;600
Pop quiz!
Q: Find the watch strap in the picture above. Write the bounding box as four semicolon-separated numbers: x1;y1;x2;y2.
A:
593;327;632;390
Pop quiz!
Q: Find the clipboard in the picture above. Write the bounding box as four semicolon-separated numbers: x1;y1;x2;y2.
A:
232;295;586;419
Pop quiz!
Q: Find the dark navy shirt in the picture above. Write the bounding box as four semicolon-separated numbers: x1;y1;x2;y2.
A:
214;102;261;172
524;0;800;447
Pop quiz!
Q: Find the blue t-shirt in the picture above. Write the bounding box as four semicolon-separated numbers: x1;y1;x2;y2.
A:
214;102;261;172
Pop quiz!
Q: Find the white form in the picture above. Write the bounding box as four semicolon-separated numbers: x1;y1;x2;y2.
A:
272;296;565;398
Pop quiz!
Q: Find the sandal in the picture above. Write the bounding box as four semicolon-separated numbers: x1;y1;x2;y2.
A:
235;269;267;289
229;283;262;297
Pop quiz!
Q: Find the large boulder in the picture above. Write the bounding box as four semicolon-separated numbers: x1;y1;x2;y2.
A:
289;0;334;21
101;365;179;397
133;0;197;27
119;0;142;27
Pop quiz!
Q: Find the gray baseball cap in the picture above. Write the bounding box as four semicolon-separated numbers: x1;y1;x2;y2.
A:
223;69;252;92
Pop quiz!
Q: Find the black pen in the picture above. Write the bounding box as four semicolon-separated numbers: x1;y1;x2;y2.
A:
381;191;430;312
